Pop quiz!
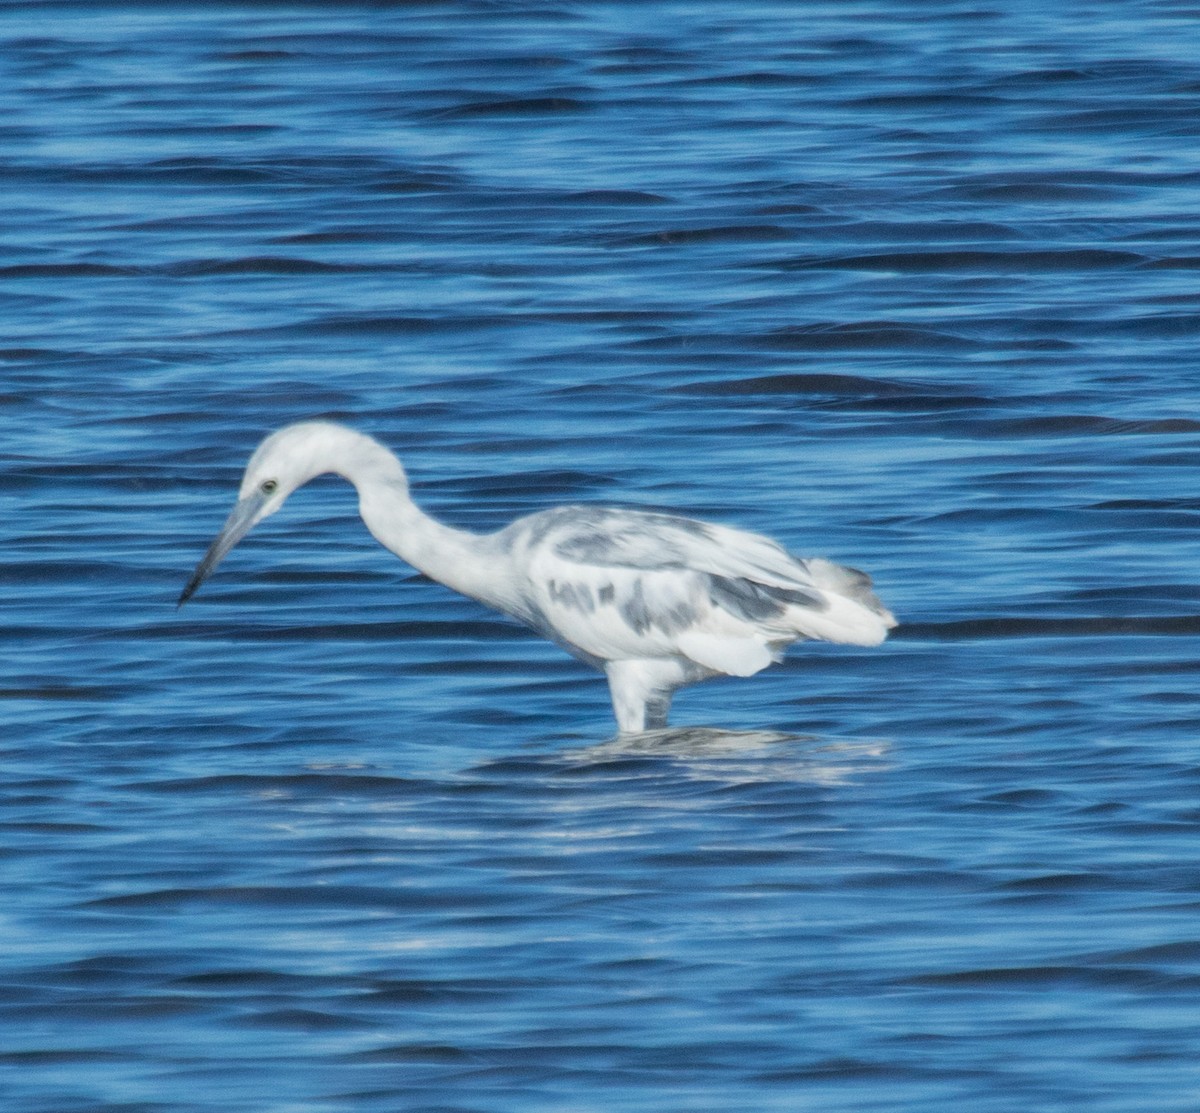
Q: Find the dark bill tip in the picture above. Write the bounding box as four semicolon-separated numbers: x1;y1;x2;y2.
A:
177;574;203;608
177;492;265;608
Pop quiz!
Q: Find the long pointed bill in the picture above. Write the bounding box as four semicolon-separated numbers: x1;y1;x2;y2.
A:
178;491;268;606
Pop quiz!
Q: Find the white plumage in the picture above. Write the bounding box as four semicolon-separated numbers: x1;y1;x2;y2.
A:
180;422;896;732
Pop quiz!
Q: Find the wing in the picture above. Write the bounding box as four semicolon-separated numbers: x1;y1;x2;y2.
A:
508;507;895;677
539;506;810;585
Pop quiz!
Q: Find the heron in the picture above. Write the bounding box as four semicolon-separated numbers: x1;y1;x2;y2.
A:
179;422;896;733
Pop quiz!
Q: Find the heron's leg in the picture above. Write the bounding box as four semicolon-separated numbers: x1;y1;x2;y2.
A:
605;659;679;733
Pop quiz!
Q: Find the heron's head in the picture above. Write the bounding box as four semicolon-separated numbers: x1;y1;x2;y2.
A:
178;421;398;606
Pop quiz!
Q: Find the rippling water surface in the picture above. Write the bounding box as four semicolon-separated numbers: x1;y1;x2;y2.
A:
5;3;1200;1110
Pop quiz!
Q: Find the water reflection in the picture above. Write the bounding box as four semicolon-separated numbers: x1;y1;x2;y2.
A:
558;727;892;785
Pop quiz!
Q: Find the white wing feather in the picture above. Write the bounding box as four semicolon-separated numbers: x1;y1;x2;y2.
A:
511;507;894;677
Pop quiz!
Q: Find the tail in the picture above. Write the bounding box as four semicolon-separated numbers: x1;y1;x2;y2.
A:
793;558;897;646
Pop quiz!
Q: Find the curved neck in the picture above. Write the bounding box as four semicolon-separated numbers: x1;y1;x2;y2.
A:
337;438;512;613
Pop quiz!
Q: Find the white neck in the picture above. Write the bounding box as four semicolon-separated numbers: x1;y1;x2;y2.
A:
329;432;514;614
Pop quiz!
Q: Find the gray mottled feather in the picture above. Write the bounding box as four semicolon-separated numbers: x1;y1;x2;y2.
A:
513;505;850;642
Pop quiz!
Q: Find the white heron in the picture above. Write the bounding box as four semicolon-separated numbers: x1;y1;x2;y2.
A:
179;422;896;733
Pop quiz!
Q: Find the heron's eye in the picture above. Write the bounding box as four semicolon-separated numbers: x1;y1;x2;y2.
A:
260;479;279;495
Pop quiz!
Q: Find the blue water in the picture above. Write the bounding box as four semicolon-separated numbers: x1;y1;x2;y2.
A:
5;2;1200;1110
